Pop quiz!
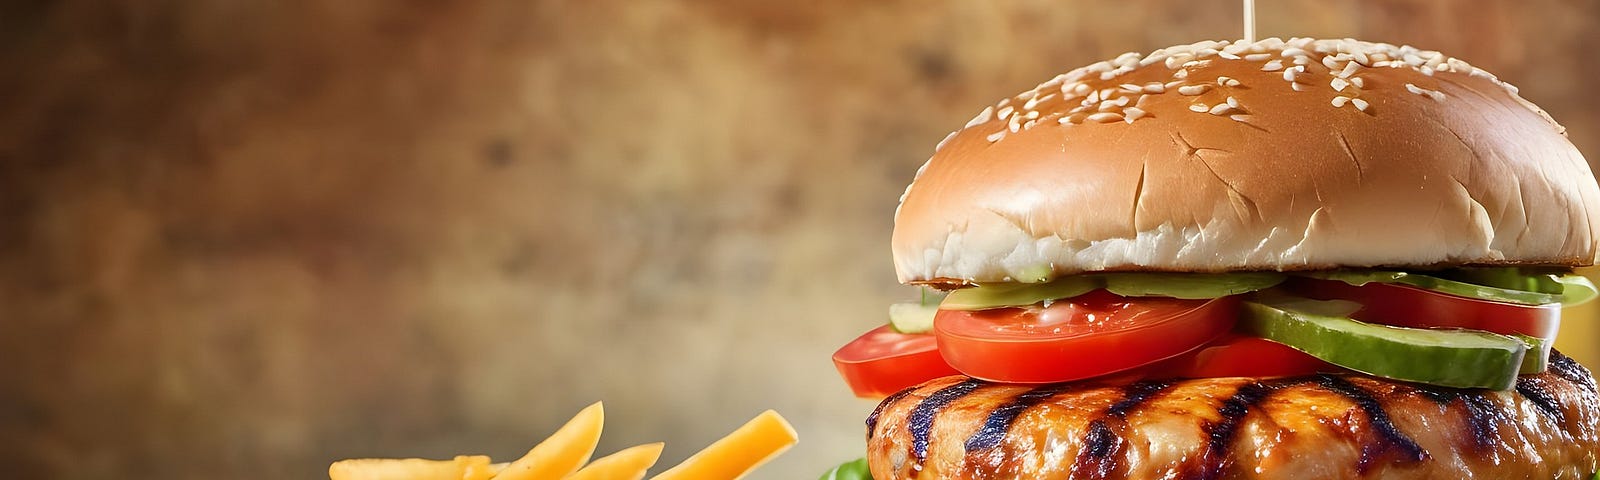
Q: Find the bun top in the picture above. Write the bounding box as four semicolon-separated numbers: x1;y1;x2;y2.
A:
892;38;1600;284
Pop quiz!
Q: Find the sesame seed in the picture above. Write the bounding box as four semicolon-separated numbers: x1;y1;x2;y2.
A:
1321;55;1341;69
1282;47;1309;57
998;106;1015;120
1087;61;1113;73
1174;68;1190;79
1219;51;1240;60
1262;60;1284;71
1142;82;1166;94
1468;67;1495;80
1023;120;1037;129
1024;94;1055;110
1086;112;1124;123
998;98;1012;108
1352;98;1370;111
1073;83;1093;95
1026;110;1041;119
935;131;957;151
1165;80;1185;89
1283;66;1303;82
1226;96;1240;108
1085;90;1101;103
1124;107;1148;122
1331;77;1350;92
1229;114;1252;122
965;106;995;128
1245;53;1272;61
1337;62;1361;78
1119;83;1143;93
1332;96;1350;107
987;131;1007;142
1165;55;1190;70
1208;103;1236;115
1008;116;1021;132
1189;103;1209;113
1293;56;1311;65
1216;76;1233;86
1352;50;1370;66
1350;77;1365;88
1291;82;1307;91
1099;71;1118;81
1420;66;1435;76
1178;84;1211;95
1064;69;1088;83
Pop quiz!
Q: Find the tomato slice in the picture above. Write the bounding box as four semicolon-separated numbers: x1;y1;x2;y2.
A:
1147;334;1335;379
1285;277;1561;341
933;290;1237;383
833;325;961;398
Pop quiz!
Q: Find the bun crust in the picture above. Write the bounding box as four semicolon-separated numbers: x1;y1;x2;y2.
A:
893;38;1600;283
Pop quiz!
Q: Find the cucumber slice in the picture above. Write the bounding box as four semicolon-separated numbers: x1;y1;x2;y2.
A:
1514;334;1550;375
1557;274;1598;306
941;276;1101;310
888;302;937;334
941;273;1285;310
1305;270;1562;306
1241;293;1526;390
1103;272;1286;299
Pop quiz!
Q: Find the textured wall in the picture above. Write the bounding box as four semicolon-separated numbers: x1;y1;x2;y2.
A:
3;1;1599;478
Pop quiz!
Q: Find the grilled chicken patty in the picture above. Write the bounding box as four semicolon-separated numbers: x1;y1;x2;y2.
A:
866;352;1600;479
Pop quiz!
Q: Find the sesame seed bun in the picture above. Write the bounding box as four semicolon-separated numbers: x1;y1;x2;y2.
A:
893;38;1600;284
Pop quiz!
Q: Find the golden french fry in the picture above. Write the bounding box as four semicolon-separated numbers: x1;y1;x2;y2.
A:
564;443;665;480
459;456;497;480
494;402;605;480
649;410;797;480
328;455;490;480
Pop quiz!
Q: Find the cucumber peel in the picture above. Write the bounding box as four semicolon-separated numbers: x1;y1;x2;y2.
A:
1304;270;1563;306
941;272;1285;310
1241;293;1526;390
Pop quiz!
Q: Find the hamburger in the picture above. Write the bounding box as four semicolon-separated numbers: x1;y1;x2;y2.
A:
827;38;1600;479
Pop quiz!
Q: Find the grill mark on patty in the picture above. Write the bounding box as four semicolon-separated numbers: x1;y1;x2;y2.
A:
1186;379;1298;480
867;385;920;440
1414;386;1505;452
1316;375;1430;473
1516;375;1566;425
1549;351;1597;394
1069;380;1175;480
907;378;984;471
962;383;1078;452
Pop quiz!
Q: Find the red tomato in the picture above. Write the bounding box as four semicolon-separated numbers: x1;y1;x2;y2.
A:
1286;278;1561;342
933;290;1238;383
1147;334;1334;379
833;325;961;398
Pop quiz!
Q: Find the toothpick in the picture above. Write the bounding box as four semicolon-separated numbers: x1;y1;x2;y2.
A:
1243;0;1256;43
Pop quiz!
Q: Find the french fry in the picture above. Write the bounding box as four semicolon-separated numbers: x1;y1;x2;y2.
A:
565;443;665;480
328;455;491;480
493;402;605;480
648;410;797;480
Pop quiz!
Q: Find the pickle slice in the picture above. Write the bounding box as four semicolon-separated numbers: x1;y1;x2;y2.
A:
941;273;1284;310
1304;270;1562;305
1240;293;1526;390
888;302;937;334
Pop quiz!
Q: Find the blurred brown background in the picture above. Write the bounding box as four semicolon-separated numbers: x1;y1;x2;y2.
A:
3;1;1599;478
